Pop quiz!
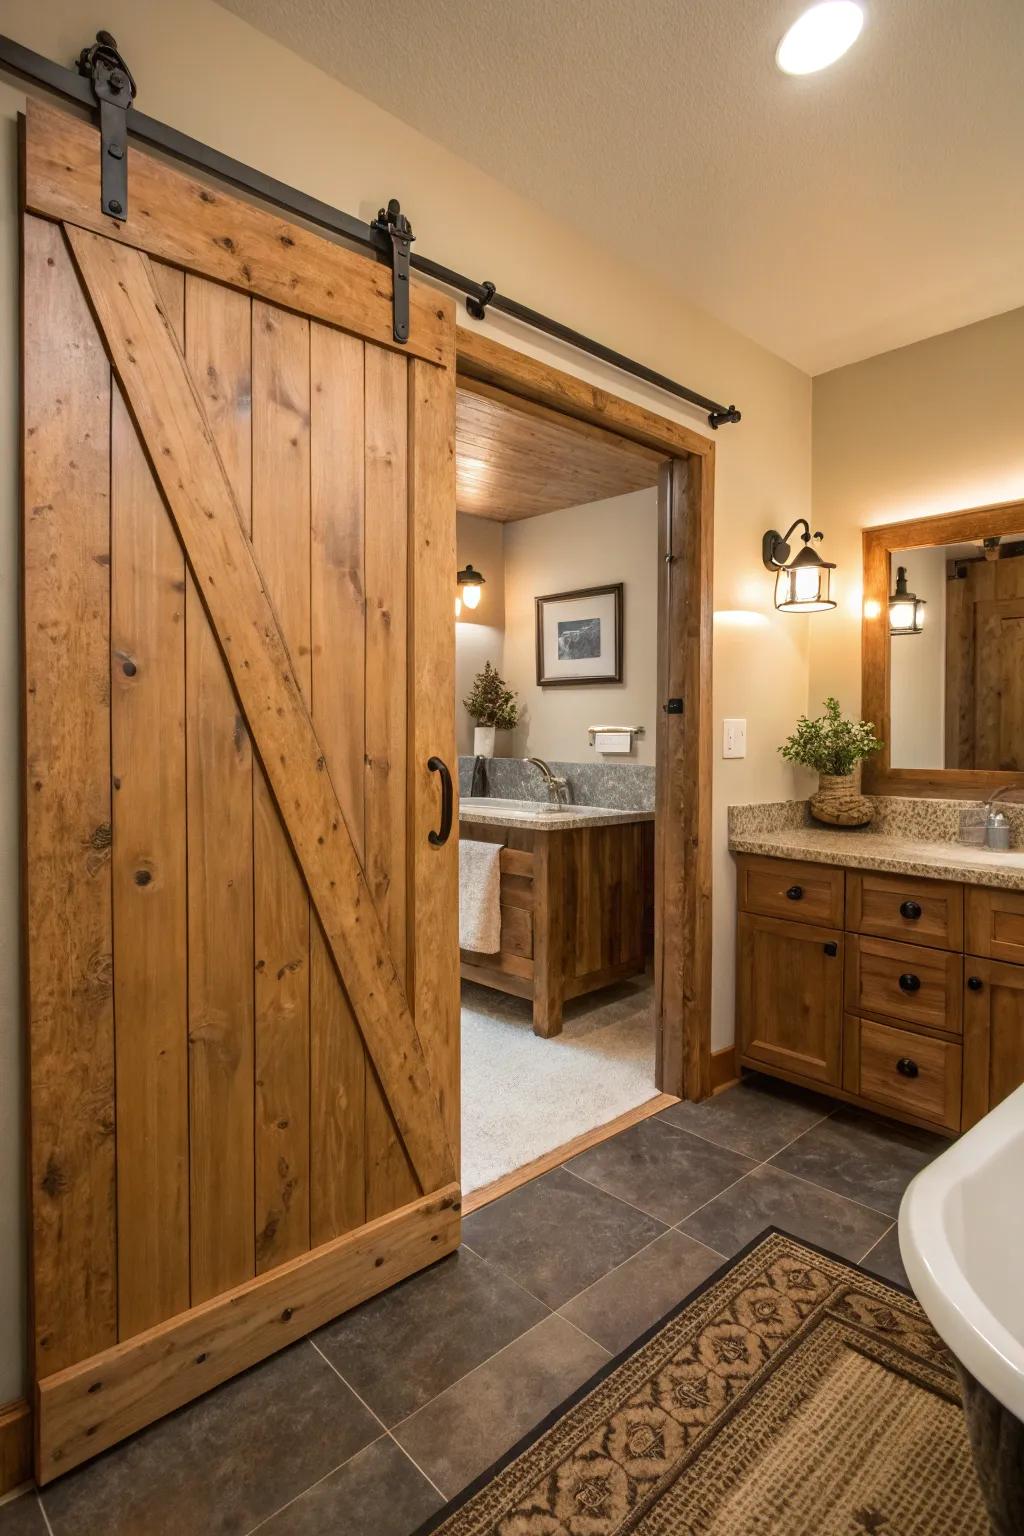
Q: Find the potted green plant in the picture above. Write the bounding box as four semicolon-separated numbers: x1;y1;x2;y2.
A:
463;662;520;757
779;696;882;827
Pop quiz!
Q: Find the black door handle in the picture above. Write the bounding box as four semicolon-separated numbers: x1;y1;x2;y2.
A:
898;973;921;993
896;1057;919;1079
967;975;984;992
899;900;922;920
427;757;453;847
823;941;838;957
786;885;804;901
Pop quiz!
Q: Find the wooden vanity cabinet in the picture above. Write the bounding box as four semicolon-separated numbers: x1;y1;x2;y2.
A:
736;853;1024;1134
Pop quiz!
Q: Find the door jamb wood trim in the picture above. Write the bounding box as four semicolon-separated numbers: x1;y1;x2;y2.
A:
454;329;714;1102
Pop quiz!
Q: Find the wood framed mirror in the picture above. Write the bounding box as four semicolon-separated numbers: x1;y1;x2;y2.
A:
862;496;1024;798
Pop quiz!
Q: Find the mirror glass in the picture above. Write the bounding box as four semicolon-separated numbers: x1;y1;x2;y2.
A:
889;536;1024;771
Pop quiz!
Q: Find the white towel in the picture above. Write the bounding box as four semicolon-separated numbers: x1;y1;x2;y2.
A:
459;839;503;954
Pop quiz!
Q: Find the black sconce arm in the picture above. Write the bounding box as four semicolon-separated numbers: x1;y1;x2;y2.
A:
762;518;824;570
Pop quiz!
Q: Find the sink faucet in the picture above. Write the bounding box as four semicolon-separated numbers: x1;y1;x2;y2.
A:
527;757;571;807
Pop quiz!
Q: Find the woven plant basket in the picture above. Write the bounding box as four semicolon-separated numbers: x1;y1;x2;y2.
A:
810;770;873;828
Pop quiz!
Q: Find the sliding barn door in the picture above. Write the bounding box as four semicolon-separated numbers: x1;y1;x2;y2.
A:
21;101;459;1481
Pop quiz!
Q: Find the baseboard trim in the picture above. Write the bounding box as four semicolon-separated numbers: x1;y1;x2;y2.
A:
462;1092;680;1216
711;1045;738;1093
0;1399;32;1496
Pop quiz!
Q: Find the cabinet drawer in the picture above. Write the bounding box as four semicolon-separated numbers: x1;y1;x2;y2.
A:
737;855;844;928
965;886;1024;965
846;936;963;1035
845;1015;961;1131
847;870;963;951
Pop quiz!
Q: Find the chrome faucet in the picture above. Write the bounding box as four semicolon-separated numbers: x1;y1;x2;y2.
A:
527;757;571;807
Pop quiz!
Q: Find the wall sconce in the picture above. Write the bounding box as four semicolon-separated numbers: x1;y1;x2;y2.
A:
455;563;485;617
888;565;926;635
762;520;836;613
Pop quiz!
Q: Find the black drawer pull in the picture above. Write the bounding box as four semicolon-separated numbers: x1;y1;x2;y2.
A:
786;885;803;901
898;973;921;993
967;975;984;992
896;1057;919;1079
899;900;922;920
823;941;838;957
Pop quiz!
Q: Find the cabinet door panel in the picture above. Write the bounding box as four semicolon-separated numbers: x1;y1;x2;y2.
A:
965;887;1024;966
963;958;1024;1128
737;914;843;1085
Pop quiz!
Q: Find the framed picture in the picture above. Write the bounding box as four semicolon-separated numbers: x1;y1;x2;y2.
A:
535;583;624;687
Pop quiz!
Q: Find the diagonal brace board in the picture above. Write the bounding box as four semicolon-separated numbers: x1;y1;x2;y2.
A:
65;223;455;1193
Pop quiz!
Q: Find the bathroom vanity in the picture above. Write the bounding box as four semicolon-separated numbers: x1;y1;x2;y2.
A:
730;809;1024;1135
460;798;654;1036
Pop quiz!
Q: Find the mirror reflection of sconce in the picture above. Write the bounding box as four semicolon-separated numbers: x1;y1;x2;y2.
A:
455;563;485;618
762;519;836;612
888;566;926;635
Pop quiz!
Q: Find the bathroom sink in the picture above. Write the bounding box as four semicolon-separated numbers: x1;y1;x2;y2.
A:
460;797;620;819
899;1082;1024;1419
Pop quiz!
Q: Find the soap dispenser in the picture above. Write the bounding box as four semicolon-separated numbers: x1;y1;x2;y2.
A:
985;808;1011;851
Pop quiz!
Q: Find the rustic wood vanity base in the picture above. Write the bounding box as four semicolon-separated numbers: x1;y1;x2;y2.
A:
736;854;1024;1134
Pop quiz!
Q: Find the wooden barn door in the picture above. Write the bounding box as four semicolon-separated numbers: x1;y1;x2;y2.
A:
21;102;459;1482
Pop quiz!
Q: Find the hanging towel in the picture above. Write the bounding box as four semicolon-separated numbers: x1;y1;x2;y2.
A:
459;838;503;954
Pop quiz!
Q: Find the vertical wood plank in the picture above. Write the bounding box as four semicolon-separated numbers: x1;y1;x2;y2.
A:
309;324;367;1243
23;216;116;1374
363;344;419;1213
185;275;255;1302
111;263;189;1337
251;301;312;1271
408;356;460;1166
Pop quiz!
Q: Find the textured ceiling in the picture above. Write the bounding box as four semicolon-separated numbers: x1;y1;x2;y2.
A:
215;0;1024;373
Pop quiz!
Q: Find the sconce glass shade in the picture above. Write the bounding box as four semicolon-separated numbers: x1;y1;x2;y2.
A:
889;566;925;635
457;563;485;611
763;521;836;613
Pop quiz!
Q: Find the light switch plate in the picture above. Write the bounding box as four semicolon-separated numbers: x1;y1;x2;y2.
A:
723;718;746;758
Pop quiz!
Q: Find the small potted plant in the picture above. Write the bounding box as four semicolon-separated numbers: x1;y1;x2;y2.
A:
780;696;882;827
463;662;520;758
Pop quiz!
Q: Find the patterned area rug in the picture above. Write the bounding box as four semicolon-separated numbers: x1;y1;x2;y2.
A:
415;1230;987;1536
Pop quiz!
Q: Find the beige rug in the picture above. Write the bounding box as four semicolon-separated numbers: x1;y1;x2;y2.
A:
460;976;656;1193
415;1231;987;1536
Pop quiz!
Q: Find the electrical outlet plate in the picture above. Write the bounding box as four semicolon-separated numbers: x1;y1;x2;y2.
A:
723;718;747;758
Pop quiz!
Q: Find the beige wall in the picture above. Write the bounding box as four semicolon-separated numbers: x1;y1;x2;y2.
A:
454;514;506;756
0;0;813;1397
811;306;1024;722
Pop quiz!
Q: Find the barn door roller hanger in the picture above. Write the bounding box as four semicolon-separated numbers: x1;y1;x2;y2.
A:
5;28;742;429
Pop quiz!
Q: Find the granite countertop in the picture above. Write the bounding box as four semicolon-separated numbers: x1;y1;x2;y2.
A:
460;799;654;832
729;823;1024;891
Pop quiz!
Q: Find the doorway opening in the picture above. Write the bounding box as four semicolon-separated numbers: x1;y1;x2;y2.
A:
453;333;715;1209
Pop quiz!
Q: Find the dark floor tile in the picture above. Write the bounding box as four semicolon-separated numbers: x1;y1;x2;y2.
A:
462;1166;666;1308
770;1105;946;1218
678;1162;891;1263
565;1118;754;1224
0;1494;47;1536
41;1342;378;1536
559;1229;724;1355
861;1224;913;1291
258;1435;443;1536
393;1314;607;1499
658;1073;833;1160
314;1247;547;1425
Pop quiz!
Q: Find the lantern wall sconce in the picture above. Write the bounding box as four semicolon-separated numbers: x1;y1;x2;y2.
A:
762;519;836;613
888;565;926;635
455;562;486;617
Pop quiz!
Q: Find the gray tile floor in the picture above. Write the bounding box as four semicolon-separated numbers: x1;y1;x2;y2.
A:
0;1073;944;1536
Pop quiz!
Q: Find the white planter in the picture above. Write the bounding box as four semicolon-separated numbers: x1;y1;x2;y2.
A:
473;725;496;758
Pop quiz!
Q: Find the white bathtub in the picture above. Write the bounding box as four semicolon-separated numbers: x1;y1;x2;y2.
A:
899;1081;1024;1420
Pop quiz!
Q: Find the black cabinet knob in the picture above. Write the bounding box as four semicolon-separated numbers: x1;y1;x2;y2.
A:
899;900;922;920
967;976;984;992
898;973;921;993
786;885;803;901
823;941;838;957
896;1057;919;1079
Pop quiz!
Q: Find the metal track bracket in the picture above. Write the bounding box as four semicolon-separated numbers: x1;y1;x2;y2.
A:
373;198;415;343
77;30;136;221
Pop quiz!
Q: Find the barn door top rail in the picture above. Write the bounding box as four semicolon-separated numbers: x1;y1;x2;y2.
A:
0;29;742;430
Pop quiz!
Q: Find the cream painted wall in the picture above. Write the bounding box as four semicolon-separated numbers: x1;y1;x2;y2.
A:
455;515;506;756
0;0;813;1397
888;546;947;769
500;490;658;766
811;306;1024;720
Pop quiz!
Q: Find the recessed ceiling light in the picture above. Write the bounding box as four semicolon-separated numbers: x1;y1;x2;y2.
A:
776;2;865;75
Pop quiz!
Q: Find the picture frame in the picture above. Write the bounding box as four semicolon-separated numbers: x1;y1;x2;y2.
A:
535;583;624;687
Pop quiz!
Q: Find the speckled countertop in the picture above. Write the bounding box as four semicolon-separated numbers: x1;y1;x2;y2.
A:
729;799;1024;891
460;800;654;832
